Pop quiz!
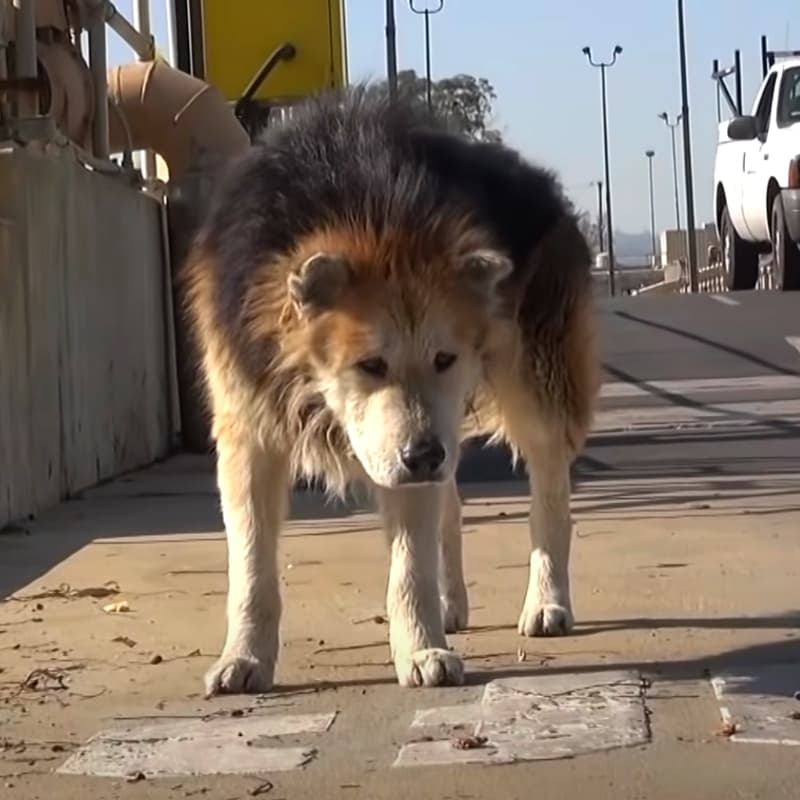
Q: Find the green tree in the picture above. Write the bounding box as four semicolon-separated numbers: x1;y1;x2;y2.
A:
376;69;503;142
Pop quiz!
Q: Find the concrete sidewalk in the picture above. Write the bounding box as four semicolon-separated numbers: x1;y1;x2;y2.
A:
1;454;799;799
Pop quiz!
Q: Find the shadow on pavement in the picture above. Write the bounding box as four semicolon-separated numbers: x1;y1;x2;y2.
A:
265;628;800;700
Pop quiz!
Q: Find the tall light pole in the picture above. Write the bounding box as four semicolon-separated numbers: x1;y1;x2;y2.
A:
386;0;398;100
583;44;623;297
592;180;604;252
676;0;699;292
409;0;444;111
658;111;682;230
645;150;657;265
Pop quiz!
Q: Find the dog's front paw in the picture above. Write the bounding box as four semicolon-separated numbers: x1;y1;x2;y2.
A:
394;647;465;688
518;601;574;637
204;651;275;697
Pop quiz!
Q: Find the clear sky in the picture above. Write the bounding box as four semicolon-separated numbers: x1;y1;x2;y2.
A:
107;1;797;234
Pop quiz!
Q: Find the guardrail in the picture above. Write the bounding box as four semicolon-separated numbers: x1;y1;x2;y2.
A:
630;246;726;296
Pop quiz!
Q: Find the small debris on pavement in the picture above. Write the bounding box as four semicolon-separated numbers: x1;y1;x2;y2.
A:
248;780;274;796
9;582;120;602
102;600;130;613
125;770;147;783
111;636;137;648
451;734;489;750
352;614;387;625
717;721;738;737
517;648;527;662
788;711;800;720
149;654;163;665
18;669;68;693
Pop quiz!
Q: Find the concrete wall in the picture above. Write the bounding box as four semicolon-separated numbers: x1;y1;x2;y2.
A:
0;142;172;528
659;224;719;268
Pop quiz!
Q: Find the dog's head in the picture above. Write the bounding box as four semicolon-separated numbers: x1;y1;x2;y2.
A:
286;228;513;488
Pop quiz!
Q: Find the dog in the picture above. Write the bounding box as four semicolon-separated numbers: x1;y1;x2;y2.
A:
183;86;599;695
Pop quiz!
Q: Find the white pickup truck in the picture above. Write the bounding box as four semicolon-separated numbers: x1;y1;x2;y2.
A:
713;55;800;290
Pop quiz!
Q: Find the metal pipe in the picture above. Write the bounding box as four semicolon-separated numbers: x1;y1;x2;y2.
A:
132;0;157;178
385;0;398;100
188;0;205;79
105;3;155;60
0;2;9;118
677;0;698;292
88;13;109;158
165;0;179;66
172;0;192;73
12;0;37;79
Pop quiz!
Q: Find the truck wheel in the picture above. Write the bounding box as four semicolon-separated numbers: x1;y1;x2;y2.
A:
770;195;800;291
720;205;759;290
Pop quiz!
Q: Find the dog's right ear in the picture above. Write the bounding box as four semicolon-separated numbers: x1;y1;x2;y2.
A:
288;252;351;313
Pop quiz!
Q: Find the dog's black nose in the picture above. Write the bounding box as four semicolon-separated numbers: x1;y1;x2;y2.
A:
401;435;446;480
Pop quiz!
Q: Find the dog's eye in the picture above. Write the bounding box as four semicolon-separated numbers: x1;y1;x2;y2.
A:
434;352;457;373
356;357;388;378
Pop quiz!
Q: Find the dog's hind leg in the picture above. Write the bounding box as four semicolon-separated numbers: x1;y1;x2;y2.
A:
439;479;469;633
205;426;290;696
377;483;465;687
490;288;598;638
514;425;575;636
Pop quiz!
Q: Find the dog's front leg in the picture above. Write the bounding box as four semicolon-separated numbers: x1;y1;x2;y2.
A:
377;484;465;687
205;432;289;696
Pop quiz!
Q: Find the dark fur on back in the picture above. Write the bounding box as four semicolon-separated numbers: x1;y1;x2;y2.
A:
194;86;588;380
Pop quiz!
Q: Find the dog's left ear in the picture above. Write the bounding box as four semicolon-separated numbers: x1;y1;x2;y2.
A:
458;249;513;300
289;252;351;313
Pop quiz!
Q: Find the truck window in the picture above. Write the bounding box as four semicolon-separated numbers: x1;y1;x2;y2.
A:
777;67;800;127
754;72;777;134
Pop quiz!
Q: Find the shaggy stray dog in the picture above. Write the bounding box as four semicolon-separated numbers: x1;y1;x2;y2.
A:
183;87;599;695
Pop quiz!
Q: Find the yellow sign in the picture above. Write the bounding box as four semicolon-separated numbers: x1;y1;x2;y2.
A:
201;0;348;102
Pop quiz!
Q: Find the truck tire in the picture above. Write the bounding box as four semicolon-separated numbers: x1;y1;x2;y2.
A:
770;195;800;291
720;205;759;290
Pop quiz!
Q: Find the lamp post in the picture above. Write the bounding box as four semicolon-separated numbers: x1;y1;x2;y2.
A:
676;0;699;292
386;0;398;100
409;0;444;110
645;150;657;265
658;111;682;230
591;179;604;252
583;44;623;297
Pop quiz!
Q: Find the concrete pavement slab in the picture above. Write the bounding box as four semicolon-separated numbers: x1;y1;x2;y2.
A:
1;454;800;799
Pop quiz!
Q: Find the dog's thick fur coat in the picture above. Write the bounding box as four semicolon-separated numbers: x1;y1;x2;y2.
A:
184;87;600;694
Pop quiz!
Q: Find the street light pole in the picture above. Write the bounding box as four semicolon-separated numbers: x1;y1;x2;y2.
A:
583;45;623;297
593;180;604;252
385;0;398;100
645;150;657;265
658;111;682;230
409;0;444;111
676;0;699;292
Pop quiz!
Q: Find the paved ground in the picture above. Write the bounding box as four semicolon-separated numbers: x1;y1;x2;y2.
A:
2;292;800;799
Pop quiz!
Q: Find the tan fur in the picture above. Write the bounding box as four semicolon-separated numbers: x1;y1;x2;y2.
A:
183;215;512;495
